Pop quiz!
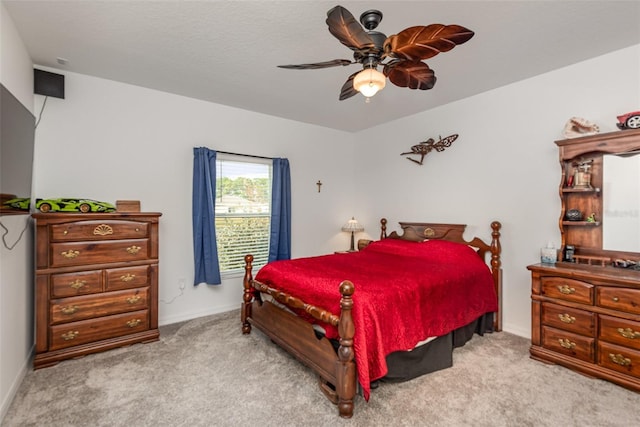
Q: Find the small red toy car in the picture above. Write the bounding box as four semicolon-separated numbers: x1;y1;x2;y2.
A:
616;111;640;129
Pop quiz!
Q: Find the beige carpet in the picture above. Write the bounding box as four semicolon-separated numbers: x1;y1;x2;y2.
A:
3;310;640;426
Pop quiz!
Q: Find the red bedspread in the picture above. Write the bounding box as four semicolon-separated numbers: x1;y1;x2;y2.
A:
254;238;497;400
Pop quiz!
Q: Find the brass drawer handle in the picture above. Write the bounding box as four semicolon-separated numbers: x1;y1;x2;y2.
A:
612;297;620;302
557;285;576;295
61;250;80;259
618;327;640;340
126;319;142;328
61;331;79;341
558;338;576;349
60;305;79;315
609;353;631;366
69;279;86;290
126;246;141;254
558;313;576;324
93;224;113;236
120;273;136;282
126;295;141;304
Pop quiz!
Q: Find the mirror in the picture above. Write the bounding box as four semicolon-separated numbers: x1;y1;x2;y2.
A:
603;153;640;252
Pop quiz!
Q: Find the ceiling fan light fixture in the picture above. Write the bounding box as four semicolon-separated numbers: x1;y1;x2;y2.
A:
353;68;386;98
279;6;474;102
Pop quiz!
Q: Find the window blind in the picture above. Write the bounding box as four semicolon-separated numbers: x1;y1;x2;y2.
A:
215;158;271;272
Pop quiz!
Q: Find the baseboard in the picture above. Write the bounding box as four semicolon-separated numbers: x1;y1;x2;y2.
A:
158;303;239;326
0;344;33;424
502;323;530;339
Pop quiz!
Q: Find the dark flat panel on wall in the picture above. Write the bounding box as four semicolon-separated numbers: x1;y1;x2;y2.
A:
34;69;64;99
1;84;36;212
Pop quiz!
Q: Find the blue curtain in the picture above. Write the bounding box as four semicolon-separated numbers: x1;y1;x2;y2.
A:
268;158;291;262
192;147;221;285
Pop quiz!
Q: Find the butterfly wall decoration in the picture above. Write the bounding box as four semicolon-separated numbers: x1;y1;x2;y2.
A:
400;134;458;165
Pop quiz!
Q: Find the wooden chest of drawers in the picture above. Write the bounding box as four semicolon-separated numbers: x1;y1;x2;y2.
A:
529;263;640;392
32;212;161;368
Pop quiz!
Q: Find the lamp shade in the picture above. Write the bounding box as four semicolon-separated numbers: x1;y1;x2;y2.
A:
341;217;364;233
353;68;386;98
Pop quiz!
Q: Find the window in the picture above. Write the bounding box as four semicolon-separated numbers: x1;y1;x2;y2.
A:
215;157;271;273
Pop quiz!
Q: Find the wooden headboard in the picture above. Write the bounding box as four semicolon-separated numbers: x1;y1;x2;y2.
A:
359;218;501;261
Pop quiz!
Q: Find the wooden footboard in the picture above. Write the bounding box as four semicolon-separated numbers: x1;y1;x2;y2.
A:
242;255;357;418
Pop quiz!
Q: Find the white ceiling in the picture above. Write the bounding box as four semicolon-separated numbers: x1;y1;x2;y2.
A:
4;1;640;132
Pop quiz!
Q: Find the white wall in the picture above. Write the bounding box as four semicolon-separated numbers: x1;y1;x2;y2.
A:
32;70;359;325
0;2;34;422
0;3;32;111
27;45;640;335
355;45;640;337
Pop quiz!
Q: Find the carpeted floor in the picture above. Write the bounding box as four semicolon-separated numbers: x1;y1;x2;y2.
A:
3;310;640;426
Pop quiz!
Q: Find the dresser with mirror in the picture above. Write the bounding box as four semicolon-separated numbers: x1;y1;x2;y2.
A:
528;127;640;392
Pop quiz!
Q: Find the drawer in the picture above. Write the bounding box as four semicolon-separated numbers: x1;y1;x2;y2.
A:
541;277;594;305
51;270;102;298
598;341;640;377
597;287;640;315
50;239;149;267
50;220;149;242
49;309;149;351
541;302;595;336
50;288;148;324
542;326;595;362
105;265;151;291
599;315;640;351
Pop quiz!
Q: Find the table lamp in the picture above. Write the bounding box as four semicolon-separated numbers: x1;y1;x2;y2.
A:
341;217;364;252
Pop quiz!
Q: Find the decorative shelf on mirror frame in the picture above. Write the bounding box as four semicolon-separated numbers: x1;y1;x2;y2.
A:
561;220;601;226
561;187;601;193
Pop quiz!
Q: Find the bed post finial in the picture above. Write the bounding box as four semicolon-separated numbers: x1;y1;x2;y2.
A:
242;254;254;334
380;218;387;239
336;281;356;418
490;221;502;332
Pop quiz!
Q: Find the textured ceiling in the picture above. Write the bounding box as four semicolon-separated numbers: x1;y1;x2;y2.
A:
4;1;640;132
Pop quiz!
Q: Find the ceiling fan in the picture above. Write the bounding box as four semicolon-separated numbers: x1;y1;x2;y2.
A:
278;5;474;101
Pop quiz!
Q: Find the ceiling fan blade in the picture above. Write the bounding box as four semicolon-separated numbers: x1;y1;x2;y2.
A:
277;59;353;70
384;24;474;61
339;71;360;100
384;60;436;90
326;5;375;51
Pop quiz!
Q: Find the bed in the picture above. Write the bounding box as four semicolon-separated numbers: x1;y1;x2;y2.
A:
241;218;502;418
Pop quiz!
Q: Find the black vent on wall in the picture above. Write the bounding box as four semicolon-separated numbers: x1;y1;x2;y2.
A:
34;69;65;99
